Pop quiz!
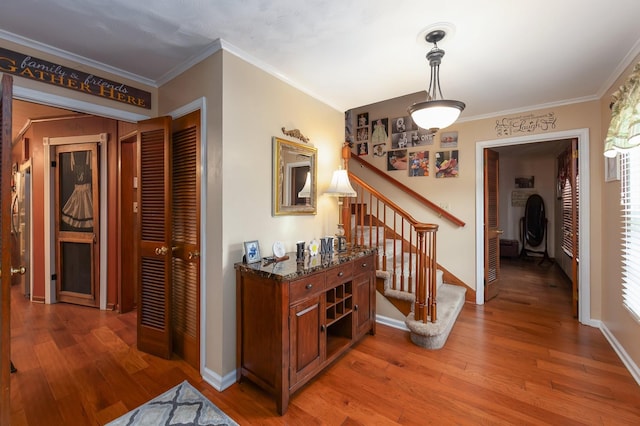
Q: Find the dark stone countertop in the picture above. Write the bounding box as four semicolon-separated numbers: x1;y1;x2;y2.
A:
234;245;376;282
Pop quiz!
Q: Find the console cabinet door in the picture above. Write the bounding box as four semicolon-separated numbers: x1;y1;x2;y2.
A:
289;296;324;386
354;255;375;338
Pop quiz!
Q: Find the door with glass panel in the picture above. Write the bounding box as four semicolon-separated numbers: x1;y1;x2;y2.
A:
55;143;100;307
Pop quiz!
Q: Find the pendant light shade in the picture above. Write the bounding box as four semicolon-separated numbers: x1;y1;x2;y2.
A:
409;29;465;134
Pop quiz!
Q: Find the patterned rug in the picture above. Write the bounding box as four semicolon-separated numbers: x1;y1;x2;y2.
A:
107;381;239;426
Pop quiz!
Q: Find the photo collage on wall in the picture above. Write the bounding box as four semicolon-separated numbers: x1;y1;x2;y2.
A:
356;112;369;156
352;112;459;177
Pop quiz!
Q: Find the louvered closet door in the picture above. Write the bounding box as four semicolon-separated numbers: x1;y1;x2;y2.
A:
137;116;173;359
484;148;501;301
0;74;13;426
171;111;200;370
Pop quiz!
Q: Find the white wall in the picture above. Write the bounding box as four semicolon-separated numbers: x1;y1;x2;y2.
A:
497;150;559;258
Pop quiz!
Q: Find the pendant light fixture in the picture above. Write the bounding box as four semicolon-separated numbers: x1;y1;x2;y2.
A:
408;29;465;134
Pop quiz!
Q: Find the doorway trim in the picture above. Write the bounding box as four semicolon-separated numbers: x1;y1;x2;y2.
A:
43;133;107;307
475;128;591;325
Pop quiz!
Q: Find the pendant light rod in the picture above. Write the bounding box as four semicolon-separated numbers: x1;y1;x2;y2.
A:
408;29;465;134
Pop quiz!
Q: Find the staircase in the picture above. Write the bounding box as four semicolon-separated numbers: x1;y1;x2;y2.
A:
339;147;469;349
352;220;466;349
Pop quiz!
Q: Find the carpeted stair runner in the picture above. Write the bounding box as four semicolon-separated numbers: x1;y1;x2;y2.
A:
361;226;465;349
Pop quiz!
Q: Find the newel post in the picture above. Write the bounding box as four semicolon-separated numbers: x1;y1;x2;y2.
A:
342;142;352;242
414;223;439;323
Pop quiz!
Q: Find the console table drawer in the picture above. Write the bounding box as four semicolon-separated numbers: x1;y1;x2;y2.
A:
354;254;374;273
290;273;325;303
325;263;353;288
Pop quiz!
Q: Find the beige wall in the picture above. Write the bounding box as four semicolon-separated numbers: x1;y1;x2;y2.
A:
6;33;640;385
159;50;344;383
349;97;601;297
350;77;640;374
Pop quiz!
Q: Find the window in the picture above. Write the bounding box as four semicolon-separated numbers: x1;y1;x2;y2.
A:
621;148;640;321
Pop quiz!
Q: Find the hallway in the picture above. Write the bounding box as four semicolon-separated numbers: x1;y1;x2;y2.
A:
9;257;640;424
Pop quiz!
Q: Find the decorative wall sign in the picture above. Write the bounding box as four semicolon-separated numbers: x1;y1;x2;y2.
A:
515;176;535;188
409;151;429;177
0;47;151;109
495;112;556;136
356;112;369;145
372;143;386;157
371;118;389;144
440;131;458;148
511;190;537;207
357;142;369;156
345;110;354;145
435;150;459;178
387;149;407;171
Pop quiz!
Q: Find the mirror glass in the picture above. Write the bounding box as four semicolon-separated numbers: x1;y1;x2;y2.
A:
273;137;317;215
524;194;546;246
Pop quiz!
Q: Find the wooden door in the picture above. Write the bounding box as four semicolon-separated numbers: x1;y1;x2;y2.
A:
484;148;501;301
171;111;201;369
119;134;138;313
0;73;13;426
55;143;100;307
353;256;374;338
137;116;173;359
289;297;323;386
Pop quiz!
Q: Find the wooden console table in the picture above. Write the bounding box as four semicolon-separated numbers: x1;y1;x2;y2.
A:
235;246;376;415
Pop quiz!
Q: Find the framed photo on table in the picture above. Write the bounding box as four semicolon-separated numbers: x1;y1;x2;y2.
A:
243;240;261;264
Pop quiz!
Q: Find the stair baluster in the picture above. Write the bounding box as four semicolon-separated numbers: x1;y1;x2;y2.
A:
345;173;439;324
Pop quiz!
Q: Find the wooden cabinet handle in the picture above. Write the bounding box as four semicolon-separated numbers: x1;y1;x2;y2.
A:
361;263;367;267
320;324;326;332
354;304;359;311
338;271;344;277
305;284;313;289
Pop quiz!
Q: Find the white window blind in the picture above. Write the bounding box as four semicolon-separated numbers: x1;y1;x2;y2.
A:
561;178;573;256
561;175;579;258
621;149;640;322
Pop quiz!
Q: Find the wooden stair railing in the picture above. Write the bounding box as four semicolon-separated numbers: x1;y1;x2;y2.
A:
350;154;465;227
346;172;439;323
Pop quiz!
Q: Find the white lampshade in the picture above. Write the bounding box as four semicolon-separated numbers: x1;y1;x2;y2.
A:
409;100;465;133
325;169;357;197
298;171;312;198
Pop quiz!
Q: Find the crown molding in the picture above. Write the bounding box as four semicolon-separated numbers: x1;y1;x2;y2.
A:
458;94;600;123
155;39;223;86
0;29;157;88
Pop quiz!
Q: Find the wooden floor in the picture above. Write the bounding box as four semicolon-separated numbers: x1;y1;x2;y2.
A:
9;257;640;425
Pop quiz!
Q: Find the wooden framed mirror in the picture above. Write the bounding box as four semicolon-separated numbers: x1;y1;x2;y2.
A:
273;137;317;215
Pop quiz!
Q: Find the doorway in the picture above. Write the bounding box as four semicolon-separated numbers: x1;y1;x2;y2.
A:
11;88;208;374
12;162;31;298
55;143;100;307
475;128;591;324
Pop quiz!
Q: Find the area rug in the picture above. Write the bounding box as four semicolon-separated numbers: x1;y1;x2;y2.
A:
106;380;239;426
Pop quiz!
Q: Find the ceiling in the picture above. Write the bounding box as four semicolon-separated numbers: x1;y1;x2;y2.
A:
2;0;640;131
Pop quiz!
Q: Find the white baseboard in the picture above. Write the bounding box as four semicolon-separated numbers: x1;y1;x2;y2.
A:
599;321;640;386
375;314;409;331
202;366;237;392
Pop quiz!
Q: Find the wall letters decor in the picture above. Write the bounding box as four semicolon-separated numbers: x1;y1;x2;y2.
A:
495;112;556;136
